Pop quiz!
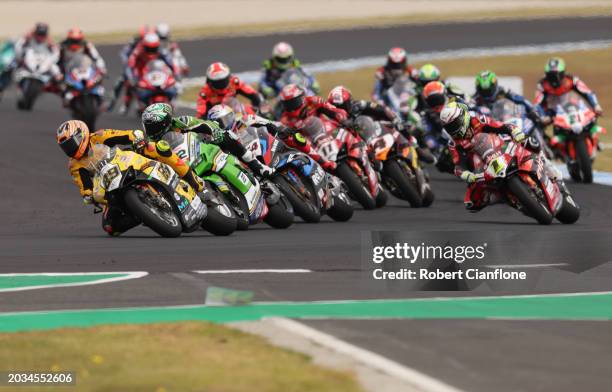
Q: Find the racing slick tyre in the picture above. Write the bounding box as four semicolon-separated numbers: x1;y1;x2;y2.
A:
421;187;435;207
274;175;321;223
336;162;376;210
506;176;553;225
327;193;354;222
575;138;593;183
264;195;294;229
225;184;250;231
17;78;43;111
375;188;389;208
200;190;237;236
123;187;182;237
73;95;99;130
383;160;422;208
555;195;580;224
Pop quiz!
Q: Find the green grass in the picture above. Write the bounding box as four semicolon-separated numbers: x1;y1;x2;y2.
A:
0;321;362;392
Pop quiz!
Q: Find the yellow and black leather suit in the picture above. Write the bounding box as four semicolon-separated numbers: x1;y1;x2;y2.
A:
68;129;202;198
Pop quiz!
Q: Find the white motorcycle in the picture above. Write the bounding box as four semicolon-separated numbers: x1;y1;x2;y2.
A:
14;45;57;110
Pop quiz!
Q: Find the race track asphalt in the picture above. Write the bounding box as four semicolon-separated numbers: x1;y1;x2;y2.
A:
1;16;611;392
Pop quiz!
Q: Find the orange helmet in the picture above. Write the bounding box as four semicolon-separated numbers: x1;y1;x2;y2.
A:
422;81;447;112
56;120;90;159
66;27;85;51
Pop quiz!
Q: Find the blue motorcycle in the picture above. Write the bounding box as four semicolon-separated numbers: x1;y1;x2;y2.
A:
63;54;104;129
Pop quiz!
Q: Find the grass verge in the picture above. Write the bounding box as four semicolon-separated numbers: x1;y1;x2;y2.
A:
0;321;362;392
183;47;611;171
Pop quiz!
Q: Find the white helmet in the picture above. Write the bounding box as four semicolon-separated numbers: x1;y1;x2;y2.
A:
156;23;170;40
440;102;470;139
273;42;294;58
208;104;236;131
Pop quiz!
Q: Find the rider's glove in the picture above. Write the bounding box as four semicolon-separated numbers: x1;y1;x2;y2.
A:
259;164;275;178
132;129;147;152
321;160;337;172
392;118;405;132
595;105;604;116
460;171;480;184
510;126;526;143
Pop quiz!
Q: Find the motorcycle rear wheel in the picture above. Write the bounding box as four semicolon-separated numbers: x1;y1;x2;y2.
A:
274;175;321;223
336;162;376;210
383;160;422;208
506;176;553;225
575;138;593;183
124;187;182;237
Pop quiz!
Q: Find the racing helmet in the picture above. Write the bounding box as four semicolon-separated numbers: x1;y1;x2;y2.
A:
545;57;566;88
56;120;90;159
279;84;305;113
141;103;174;139
422;81;447;112
272;42;294;70
418;64;441;87
386;47;407;69
206;62;231;91
440;101;471;139
156;23;170;41
327;86;353;112
208;104;236;131
142;32;160;54
66;27;85;51
475;70;499;101
33;22;49;42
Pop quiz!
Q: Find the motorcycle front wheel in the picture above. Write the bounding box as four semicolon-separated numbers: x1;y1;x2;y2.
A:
506;176;553;225
123;186;182;237
200;189;237;236
274;175;321;223
336;162;376;210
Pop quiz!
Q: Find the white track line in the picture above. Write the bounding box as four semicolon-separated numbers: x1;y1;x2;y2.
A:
268;317;465;392
0;271;148;293
193;269;312;274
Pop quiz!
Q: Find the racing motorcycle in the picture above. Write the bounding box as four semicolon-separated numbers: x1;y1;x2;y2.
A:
549;91;605;183
478;99;554;160
0;40;16;100
63;54;104;129
302;116;386;210
357;116;434;207
163;131;294;230
239;123;353;223
470;132;579;225
262;68;318;120
135;59;177;112
383;75;418;117
92;145;227;237
14;44;57;110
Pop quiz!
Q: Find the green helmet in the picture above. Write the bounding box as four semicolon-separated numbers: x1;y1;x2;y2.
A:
544;57;566;88
141;103;173;139
475;70;499;99
418;64;440;86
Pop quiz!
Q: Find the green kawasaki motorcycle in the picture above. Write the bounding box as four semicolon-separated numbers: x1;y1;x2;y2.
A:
164;131;294;230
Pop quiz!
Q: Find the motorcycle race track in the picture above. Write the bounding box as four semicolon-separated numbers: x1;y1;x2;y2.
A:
1;16;612;392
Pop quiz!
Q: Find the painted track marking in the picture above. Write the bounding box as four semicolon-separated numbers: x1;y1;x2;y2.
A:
0;272;148;293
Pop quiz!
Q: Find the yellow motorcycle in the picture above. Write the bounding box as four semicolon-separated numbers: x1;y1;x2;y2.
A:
92;145;234;237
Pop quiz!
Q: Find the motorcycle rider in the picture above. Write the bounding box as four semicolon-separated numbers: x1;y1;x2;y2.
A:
109;25;150;111
534;57;604;151
140;103;275;178
416;64;466;110
372;47;418;104
56;119;204;236
209;103;338;172
156;23;189;78
14;22;62;96
57;27;107;105
58;27;106;77
473;70;541;123
196;62;263;118
439;101;527;211
123;32;176;114
259;42;319;99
